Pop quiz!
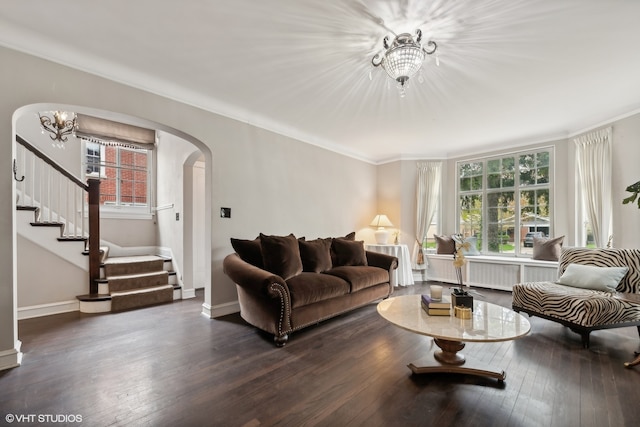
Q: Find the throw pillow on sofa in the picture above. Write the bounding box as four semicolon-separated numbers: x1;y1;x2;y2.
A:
231;236;263;268
532;236;564;261
331;238;368;267
556;263;629;292
329;231;356;266
259;233;303;280
298;238;333;273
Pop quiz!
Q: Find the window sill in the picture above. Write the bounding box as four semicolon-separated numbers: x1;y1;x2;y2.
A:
99;209;153;220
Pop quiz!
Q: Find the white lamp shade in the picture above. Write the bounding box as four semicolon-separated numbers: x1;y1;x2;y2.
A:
370;214;393;228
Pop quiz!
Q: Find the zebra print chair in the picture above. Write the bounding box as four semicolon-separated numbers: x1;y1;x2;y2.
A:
512;247;640;348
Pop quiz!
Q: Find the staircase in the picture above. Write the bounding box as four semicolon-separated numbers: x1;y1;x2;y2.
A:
15;134;180;316
17;202;180;313
78;255;178;313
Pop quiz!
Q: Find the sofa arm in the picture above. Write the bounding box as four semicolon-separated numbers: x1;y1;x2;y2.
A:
366;251;398;289
223;253;287;297
365;250;398;271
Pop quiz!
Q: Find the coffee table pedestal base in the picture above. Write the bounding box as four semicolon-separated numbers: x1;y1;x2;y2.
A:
408;338;506;382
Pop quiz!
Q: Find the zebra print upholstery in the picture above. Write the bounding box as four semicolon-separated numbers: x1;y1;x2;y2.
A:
512;247;640;348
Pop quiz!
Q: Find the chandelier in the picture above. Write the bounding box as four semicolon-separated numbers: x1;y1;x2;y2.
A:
38;111;77;146
371;29;437;97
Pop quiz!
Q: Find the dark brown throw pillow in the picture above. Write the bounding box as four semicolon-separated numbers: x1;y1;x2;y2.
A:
435;234;456;254
331;239;367;267
259;233;303;280
532;236;564;261
343;231;356;240
230;236;263;268
329;232;357;265
298;238;332;272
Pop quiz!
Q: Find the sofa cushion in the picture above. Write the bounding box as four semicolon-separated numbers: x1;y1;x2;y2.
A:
434;234;455;254
298;238;333;273
324;265;389;293
557;264;629;292
331;239;367;267
259;233;302;280
231;236;263;268
533;236;564;261
286;273;350;308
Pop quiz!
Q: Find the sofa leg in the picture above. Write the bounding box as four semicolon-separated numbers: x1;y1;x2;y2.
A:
637;326;640;340
274;334;288;347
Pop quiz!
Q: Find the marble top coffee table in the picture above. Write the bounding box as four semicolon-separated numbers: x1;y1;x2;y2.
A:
377;294;531;382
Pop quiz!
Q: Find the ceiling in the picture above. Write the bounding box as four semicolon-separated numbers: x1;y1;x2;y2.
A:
1;0;639;163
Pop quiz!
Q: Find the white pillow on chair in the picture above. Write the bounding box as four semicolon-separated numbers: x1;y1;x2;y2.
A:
557;263;629;292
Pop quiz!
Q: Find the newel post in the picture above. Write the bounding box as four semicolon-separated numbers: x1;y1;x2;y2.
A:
88;178;100;294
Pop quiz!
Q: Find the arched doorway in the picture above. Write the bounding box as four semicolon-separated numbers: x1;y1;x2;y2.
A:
12;103;212;318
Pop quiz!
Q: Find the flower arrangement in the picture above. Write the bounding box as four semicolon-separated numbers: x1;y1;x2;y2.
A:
452;233;470;295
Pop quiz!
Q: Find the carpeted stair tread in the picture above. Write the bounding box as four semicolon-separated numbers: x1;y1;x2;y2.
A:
110;285;174;312
107;271;169;292
104;255;166;277
101;254;174;312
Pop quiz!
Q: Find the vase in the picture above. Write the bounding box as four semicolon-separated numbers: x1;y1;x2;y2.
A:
451;288;474;311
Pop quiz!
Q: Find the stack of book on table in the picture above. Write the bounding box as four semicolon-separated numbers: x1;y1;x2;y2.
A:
421;294;452;316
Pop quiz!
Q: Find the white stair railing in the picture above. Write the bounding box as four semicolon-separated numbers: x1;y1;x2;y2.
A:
15;136;88;240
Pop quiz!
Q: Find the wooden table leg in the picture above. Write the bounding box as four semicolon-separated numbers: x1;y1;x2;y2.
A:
624;351;640;368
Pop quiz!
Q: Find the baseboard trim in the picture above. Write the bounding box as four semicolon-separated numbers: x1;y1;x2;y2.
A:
0;340;23;371
201;302;212;318
181;288;196;299
79;300;111;314
203;300;240;318
18;300;79;320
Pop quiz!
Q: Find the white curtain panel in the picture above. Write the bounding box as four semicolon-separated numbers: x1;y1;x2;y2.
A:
413;161;442;269
574;127;612;248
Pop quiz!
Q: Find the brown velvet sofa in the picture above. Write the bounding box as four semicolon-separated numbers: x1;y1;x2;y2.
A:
223;232;398;346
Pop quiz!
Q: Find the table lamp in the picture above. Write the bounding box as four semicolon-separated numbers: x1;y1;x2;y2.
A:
370;214;393;244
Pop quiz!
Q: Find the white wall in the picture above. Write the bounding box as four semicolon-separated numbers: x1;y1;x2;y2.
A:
209;124;378;304
155;131;201;293
17;237;87;308
598;114;640;248
190;160;207;289
564;115;640;248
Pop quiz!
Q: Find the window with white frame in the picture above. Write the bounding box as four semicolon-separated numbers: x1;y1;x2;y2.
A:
457;148;553;256
85;142;152;213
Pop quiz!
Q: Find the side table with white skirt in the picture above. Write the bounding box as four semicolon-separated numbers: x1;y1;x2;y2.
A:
365;244;415;286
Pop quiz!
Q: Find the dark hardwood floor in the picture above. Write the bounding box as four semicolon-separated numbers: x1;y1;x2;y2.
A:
1;282;639;427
